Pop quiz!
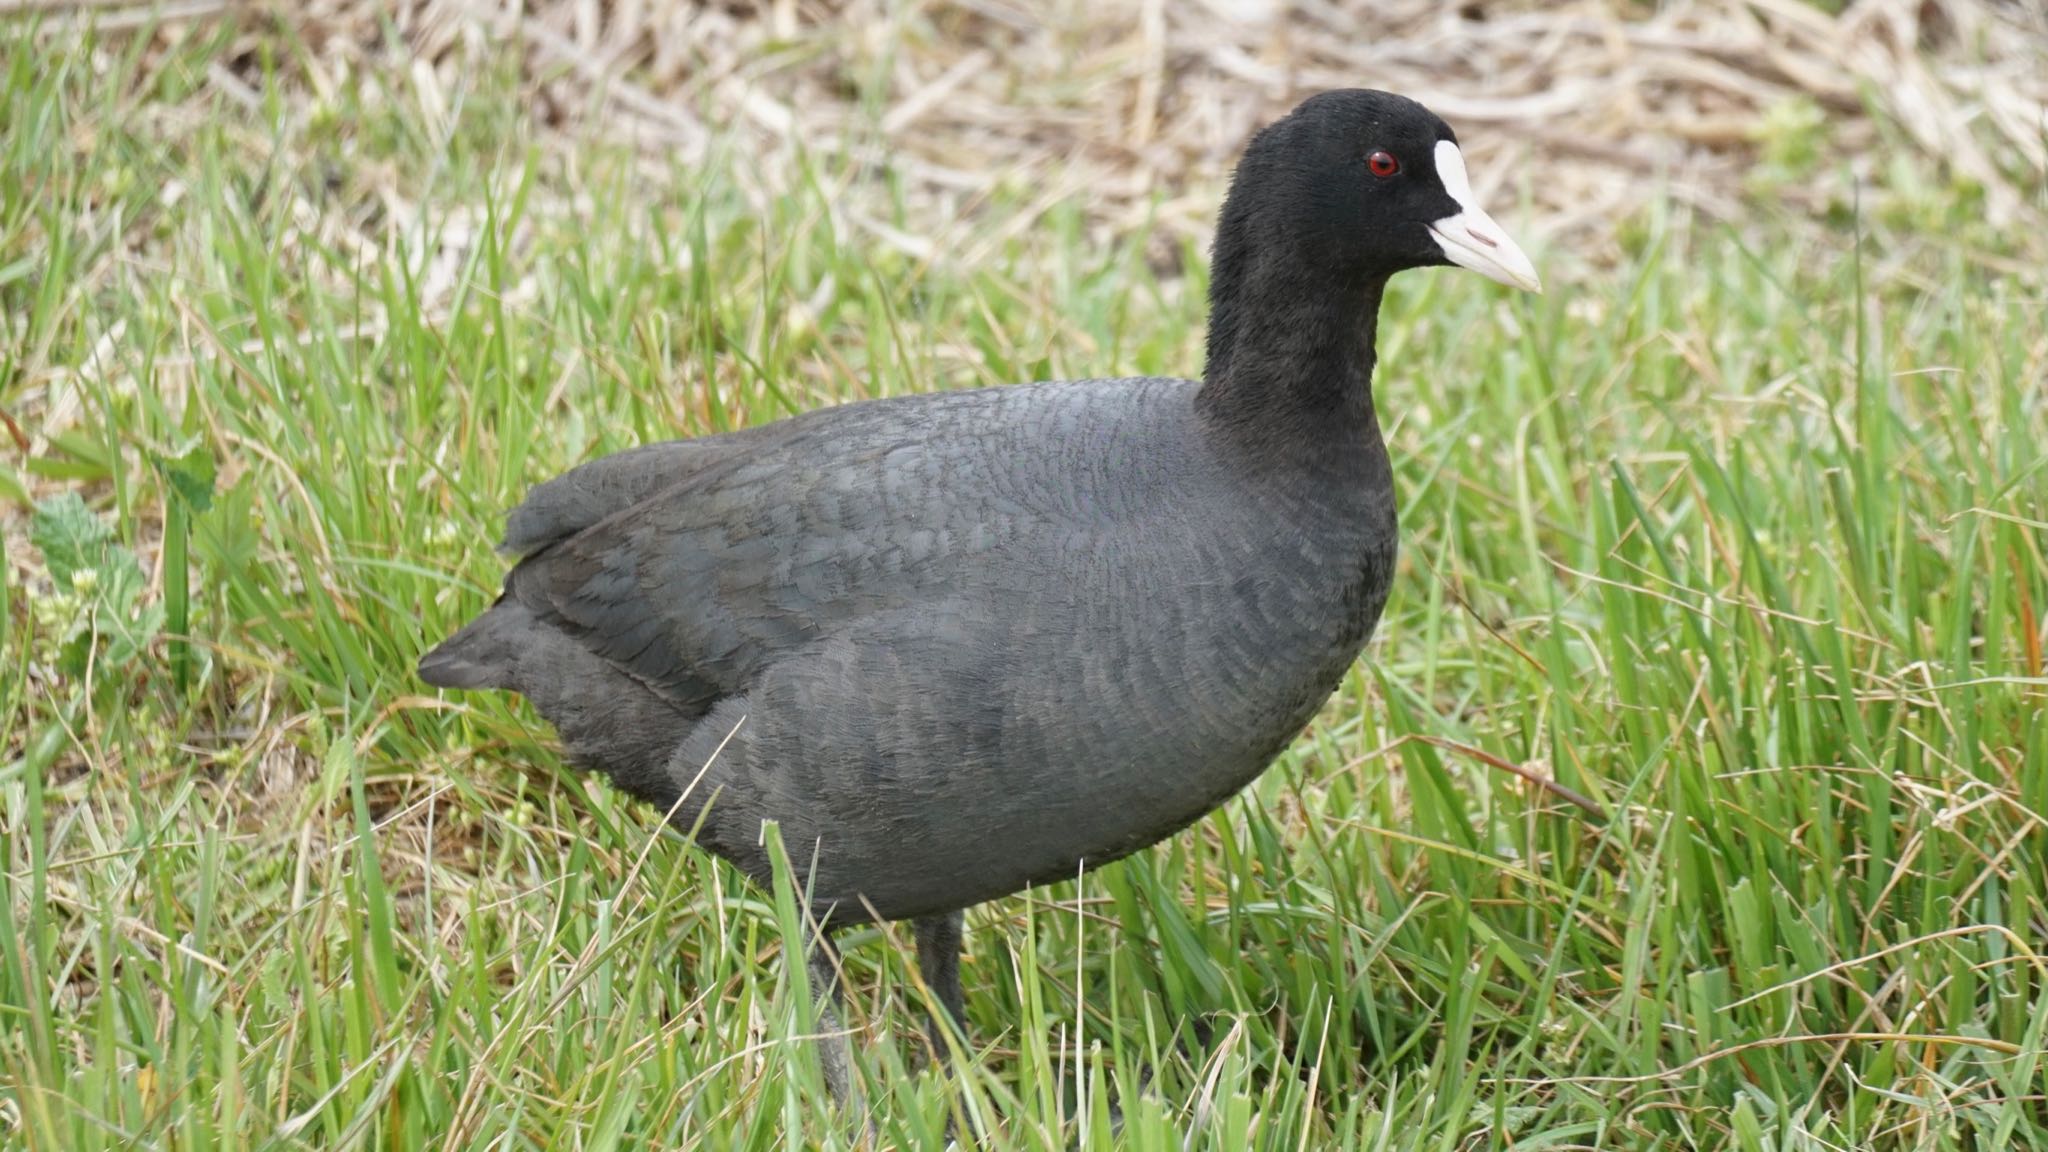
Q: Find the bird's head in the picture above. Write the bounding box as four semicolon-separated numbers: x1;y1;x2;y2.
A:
1218;89;1541;293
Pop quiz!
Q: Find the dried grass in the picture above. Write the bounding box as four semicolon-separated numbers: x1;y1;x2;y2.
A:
22;0;2039;259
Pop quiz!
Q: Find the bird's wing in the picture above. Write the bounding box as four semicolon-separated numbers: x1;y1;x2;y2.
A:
501;386;1070;710
499;426;784;557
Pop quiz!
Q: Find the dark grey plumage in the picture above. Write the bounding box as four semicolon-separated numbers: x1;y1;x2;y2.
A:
425;373;1397;915
420;88;1538;1083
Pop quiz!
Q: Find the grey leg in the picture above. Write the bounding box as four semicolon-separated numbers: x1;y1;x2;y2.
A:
913;910;967;1060
801;927;865;1118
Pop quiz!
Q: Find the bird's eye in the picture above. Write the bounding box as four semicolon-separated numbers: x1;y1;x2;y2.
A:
1367;151;1400;178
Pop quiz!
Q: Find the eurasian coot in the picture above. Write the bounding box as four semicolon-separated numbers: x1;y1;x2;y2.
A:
421;87;1538;1094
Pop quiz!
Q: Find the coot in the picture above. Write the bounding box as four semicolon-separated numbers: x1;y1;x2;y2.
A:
421;87;1538;1090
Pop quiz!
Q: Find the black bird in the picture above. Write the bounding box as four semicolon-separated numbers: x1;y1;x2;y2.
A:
419;88;1539;1096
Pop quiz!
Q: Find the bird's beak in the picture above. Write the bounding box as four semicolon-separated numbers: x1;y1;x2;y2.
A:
1426;141;1542;294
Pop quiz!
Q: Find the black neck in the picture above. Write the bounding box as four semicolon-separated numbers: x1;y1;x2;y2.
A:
1195;254;1388;452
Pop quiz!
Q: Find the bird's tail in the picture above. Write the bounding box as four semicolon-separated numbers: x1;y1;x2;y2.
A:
417;598;526;690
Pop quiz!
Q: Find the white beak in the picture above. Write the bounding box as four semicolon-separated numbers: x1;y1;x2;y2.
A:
1426;141;1541;294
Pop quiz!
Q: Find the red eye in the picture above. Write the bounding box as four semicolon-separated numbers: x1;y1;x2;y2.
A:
1368;150;1400;178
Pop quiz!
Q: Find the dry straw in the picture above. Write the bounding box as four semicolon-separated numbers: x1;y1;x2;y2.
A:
11;0;2048;257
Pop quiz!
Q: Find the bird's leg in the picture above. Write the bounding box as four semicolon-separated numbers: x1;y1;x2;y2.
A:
912;909;967;1061
801;925;865;1119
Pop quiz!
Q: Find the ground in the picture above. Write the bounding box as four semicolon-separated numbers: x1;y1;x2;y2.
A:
2;2;2046;1149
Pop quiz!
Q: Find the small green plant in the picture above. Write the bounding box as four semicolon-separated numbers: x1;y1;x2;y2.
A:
28;491;162;679
1752;94;1828;180
154;439;216;693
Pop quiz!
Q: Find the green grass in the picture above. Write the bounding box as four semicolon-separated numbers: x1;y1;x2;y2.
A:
4;18;2046;1152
